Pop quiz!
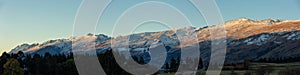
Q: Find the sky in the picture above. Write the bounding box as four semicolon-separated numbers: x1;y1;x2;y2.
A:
0;0;300;53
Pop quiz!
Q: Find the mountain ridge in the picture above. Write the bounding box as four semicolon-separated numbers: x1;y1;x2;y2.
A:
8;18;300;64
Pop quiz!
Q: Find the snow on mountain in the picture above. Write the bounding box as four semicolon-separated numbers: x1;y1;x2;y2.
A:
8;18;300;64
10;44;39;54
10;34;111;55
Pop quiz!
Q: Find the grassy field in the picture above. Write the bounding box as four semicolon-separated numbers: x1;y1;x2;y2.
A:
159;62;300;75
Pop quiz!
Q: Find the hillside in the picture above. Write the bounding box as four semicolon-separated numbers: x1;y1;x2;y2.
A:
9;18;300;64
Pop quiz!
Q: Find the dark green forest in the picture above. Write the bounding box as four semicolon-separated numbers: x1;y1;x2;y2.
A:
2;49;300;75
0;50;204;75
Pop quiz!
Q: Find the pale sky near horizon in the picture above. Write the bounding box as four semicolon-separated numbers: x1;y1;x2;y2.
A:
0;0;300;53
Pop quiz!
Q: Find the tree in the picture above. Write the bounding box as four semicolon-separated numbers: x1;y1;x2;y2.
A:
170;57;178;72
198;58;204;70
17;51;24;59
61;59;78;75
3;58;24;75
0;52;9;74
164;62;170;73
30;54;42;75
139;57;145;64
244;59;251;70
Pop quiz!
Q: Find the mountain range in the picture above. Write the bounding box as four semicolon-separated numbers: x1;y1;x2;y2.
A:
9;18;300;64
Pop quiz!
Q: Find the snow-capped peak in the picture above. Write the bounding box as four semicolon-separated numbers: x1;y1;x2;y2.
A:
8;18;300;60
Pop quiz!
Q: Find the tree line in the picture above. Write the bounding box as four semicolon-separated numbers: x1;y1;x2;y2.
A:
0;50;204;75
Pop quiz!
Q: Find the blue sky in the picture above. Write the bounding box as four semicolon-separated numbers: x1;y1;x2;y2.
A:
0;0;300;53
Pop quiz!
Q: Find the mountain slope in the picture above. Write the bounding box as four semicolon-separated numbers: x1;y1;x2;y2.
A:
9;18;300;64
